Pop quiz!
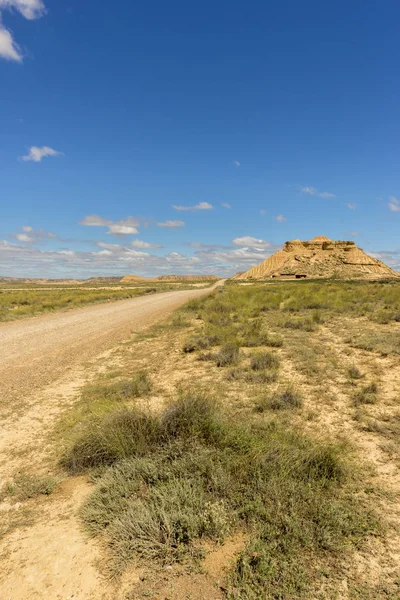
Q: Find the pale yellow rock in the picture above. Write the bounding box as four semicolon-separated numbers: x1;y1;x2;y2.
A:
234;237;400;280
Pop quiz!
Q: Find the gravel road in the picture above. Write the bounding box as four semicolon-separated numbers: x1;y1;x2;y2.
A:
0;284;220;406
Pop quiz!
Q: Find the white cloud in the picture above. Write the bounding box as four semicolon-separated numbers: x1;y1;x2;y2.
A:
302;186;317;195
12;226;57;244
0;0;46;20
131;240;162;249
0;21;22;61
80;215;140;235
172;202;213;212
276;215;287;222
233;160;240;167
0;1;46;62
107;224;139;235
260;209;267;216
21;146;63;162
16;233;33;243
80;215;111;227
222;203;231;209
232;236;270;248
301;186;336;198
347;203;357;210
156;220;185;228
97;242;122;250
388;196;400;212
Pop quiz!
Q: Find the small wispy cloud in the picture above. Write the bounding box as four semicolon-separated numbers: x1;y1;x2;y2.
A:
347;203;357;210
276;215;287;222
0;0;46;20
156;220;185;228
0;0;46;62
131;240;162;249
11;225;57;244
172;202;213;212
232;236;270;248
233;160;240;167
388;196;400;212
260;209;267;216
301;186;336;198
21;146;63;162
80;215;140;235
222;203;231;209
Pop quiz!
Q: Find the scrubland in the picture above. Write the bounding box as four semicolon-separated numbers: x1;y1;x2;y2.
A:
1;280;400;599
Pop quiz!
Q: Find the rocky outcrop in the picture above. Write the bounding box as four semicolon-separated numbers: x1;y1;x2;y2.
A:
235;237;400;280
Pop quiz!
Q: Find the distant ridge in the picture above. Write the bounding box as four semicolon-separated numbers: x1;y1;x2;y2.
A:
121;274;220;283
233;237;400;280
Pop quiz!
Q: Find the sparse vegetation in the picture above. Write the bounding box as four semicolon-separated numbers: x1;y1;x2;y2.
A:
249;350;279;371
68;390;374;593
1;474;58;502
255;387;303;412
348;364;364;381
30;279;400;597
353;383;378;406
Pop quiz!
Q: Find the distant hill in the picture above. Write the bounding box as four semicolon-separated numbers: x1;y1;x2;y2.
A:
120;275;146;283
154;275;220;281
121;274;220;283
233;236;400;281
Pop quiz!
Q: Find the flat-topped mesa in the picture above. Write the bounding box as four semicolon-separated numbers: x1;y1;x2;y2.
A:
234;237;400;281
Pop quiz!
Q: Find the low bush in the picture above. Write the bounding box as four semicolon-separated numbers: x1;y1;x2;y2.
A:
1;474;57;501
215;343;240;367
353;383;378;406
244;369;279;384
89;372;152;401
256;387;303;412
250;351;280;371
63;409;160;472
237;320;283;348
183;333;219;353
283;318;316;332
348;365;364;381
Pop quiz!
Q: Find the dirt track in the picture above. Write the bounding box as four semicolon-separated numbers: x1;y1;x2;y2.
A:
0;285;221;409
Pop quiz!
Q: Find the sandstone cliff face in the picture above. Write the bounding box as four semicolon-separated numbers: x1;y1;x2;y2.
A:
235;237;400;280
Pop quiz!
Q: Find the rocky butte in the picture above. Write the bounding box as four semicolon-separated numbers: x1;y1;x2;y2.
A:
233;236;400;280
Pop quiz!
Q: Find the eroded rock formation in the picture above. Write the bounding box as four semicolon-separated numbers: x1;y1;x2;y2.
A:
234;237;400;280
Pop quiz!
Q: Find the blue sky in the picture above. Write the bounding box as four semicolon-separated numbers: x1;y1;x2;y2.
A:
0;0;399;278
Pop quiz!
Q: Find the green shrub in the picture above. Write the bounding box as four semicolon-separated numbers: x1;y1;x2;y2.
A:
283;318;316;332
215;343;240;367
353;383;378;406
183;334;219;353
250;351;279;371
1;475;57;501
238;320;283;348
348;365;364;381
63;409;160;472
256;387;303;412
162;390;222;443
